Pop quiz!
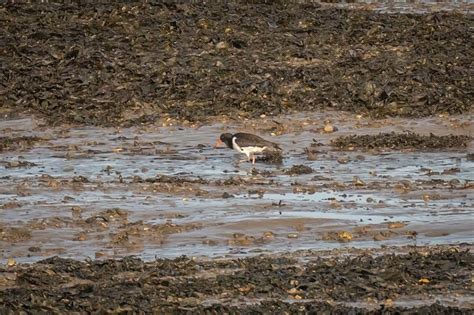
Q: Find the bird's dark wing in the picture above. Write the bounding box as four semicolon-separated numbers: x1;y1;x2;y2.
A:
234;133;281;150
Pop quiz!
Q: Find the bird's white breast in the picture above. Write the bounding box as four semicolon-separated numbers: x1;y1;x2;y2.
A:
232;137;266;157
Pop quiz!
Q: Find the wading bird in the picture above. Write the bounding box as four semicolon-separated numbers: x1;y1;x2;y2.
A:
214;132;281;164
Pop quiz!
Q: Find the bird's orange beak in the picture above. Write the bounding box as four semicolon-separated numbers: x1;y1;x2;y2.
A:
214;138;224;148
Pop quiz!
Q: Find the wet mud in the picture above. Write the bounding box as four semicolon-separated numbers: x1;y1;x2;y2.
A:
1;118;473;311
0;136;43;153
1;113;472;262
1;2;473;126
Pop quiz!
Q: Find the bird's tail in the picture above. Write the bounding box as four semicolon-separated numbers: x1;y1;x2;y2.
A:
265;143;282;152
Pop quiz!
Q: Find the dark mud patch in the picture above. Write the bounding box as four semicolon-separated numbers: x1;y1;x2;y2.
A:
27;217;73;230
0;227;32;242
332;132;472;150
0;136;42;153
81;216;202;249
134;175;209;185
258;151;284;164
109;221;202;249
3;160;38;168
214;176;275;187
285;164;314;175
1;3;472;126
0;202;22;210
0;248;471;313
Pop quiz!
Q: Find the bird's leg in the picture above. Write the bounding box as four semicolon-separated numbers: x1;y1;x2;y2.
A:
252;154;256;164
235;158;245;166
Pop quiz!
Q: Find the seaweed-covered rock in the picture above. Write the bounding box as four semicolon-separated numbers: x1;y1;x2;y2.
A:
285;164;314;175
332;132;472;150
0;136;42;152
0;249;471;313
0;2;472;126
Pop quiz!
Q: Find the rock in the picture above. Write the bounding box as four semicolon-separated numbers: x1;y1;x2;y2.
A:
388;222;406;229
324;124;336;133
6;258;16;267
287;233;299;239
216;41;229;50
285;165;314;175
337;231;353;242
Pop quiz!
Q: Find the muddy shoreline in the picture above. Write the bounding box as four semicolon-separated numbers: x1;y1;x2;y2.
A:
1;1;473;313
1;110;473;312
1;122;472;297
1;112;472;261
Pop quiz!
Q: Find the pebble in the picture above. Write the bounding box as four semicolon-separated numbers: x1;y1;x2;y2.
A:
216;41;228;50
324;124;335;133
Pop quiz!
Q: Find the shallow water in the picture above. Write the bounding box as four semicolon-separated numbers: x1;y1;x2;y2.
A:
0;112;473;262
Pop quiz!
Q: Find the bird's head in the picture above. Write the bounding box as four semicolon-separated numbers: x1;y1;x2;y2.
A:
214;133;233;148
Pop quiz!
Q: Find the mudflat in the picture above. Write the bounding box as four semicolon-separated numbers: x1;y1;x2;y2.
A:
1;1;473;313
1;112;472;313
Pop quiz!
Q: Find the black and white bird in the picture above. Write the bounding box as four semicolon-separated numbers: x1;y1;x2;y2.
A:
214;132;281;164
